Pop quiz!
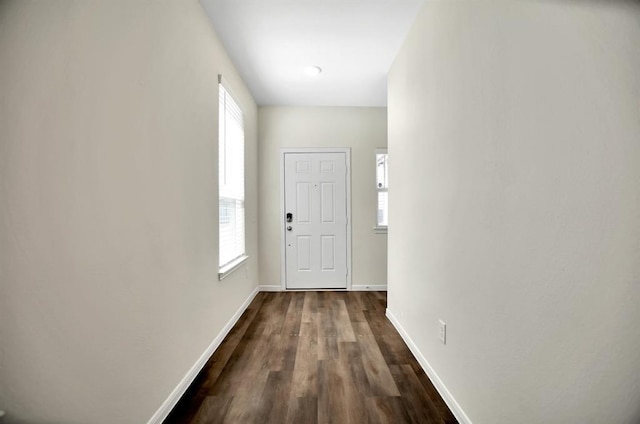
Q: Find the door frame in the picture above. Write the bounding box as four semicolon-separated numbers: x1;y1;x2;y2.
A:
280;147;352;291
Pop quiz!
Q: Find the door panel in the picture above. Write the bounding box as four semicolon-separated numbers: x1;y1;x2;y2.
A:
296;183;311;222
284;152;348;289
321;236;335;270
321;183;335;223
297;236;311;270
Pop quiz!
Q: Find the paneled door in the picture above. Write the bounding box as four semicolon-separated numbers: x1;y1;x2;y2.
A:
283;152;349;289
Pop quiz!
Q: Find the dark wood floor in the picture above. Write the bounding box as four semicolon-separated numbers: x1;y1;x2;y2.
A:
165;291;457;424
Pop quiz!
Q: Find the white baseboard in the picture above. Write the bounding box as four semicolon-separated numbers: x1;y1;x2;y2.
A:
259;284;283;292
147;286;259;424
351;284;387;291
259;284;387;292
386;308;472;424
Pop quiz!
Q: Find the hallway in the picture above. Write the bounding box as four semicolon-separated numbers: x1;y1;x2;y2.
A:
165;292;457;423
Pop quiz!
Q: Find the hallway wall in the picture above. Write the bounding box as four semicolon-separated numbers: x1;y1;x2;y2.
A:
258;106;387;289
0;1;258;422
387;1;640;423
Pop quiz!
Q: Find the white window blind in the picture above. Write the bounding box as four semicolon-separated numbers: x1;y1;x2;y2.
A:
376;149;388;228
219;82;245;270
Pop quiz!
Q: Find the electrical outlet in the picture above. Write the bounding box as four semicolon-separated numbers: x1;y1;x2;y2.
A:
438;320;446;345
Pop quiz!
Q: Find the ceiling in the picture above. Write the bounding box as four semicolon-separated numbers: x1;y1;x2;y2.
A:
200;0;426;107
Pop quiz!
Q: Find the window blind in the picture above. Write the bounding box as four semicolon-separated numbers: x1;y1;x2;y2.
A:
219;84;245;269
376;151;388;227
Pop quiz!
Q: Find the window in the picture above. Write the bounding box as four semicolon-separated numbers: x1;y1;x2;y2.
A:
219;78;246;278
376;149;388;231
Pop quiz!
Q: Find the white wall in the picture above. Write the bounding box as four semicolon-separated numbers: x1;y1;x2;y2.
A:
387;1;640;423
0;1;258;423
258;107;387;288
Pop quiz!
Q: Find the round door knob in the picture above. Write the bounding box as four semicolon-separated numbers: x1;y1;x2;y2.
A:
287;226;293;231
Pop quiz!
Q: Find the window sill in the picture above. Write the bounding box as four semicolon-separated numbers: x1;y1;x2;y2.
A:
374;226;388;234
218;255;249;281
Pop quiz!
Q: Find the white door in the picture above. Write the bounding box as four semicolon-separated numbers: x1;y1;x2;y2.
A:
284;152;348;289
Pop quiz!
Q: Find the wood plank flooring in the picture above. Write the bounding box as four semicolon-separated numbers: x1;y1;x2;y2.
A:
164;291;458;424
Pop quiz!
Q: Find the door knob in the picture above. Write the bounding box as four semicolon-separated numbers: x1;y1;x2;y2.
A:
287;226;293;231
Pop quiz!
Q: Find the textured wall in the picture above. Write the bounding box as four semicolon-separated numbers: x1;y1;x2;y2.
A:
0;1;258;422
388;1;640;423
